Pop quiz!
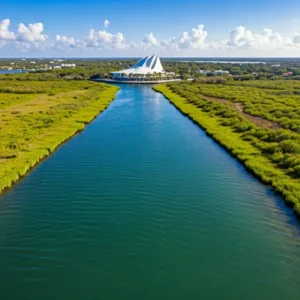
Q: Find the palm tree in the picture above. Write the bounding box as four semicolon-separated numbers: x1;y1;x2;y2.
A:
158;72;162;81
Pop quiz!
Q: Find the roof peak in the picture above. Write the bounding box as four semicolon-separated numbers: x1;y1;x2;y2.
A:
111;54;164;75
131;55;164;72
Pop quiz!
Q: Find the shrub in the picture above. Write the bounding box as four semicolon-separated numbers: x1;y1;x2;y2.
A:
280;140;300;154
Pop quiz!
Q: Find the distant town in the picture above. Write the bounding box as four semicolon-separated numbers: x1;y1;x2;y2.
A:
1;57;300;81
0;58;76;71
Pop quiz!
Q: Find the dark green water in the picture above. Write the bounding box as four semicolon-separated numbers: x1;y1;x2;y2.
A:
1;85;300;300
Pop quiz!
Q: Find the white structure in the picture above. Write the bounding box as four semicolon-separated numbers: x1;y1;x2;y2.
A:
198;70;210;74
61;63;76;68
111;55;165;77
213;70;230;76
106;54;180;83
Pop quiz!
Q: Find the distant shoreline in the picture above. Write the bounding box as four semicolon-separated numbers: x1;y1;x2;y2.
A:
1;57;300;61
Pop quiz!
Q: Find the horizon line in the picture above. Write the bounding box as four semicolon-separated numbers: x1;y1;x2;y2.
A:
1;56;300;59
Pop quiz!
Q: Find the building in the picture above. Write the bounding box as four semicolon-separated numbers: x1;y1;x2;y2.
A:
283;71;293;77
61;63;76;68
107;55;180;83
198;70;210;75
213;70;230;76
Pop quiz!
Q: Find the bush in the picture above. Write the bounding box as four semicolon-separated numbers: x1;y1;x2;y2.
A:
280;140;300;154
154;81;300;215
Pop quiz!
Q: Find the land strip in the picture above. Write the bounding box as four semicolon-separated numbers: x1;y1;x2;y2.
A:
0;80;119;194
153;82;300;215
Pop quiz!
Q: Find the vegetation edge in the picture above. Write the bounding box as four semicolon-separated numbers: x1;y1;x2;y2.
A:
152;84;300;216
0;85;119;195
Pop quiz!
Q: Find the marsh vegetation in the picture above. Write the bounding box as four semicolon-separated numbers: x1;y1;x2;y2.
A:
153;80;300;215
0;77;118;193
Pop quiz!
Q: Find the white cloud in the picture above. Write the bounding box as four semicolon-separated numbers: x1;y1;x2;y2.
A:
0;19;15;41
104;19;110;28
227;26;291;49
227;26;253;48
87;28;126;49
190;24;208;45
54;35;77;49
0;19;48;51
162;24;208;49
17;22;47;42
52;35;87;51
143;32;158;46
2;19;300;56
294;33;300;44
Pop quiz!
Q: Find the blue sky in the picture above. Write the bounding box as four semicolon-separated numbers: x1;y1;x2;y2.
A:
1;0;300;57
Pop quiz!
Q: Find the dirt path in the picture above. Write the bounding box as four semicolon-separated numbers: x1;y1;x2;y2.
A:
201;94;280;130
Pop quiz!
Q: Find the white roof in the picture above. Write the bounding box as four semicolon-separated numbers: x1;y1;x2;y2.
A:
111;55;165;75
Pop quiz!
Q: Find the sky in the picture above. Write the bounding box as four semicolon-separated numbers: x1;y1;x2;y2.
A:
1;0;300;57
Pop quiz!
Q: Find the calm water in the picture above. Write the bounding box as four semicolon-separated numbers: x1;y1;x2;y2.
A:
0;70;24;74
1;85;300;300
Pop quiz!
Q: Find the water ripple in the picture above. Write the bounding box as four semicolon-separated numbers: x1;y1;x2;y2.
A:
1;85;300;299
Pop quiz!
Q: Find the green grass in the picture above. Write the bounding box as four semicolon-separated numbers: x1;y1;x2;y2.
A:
186;81;300;132
0;93;40;108
153;83;300;215
0;80;119;194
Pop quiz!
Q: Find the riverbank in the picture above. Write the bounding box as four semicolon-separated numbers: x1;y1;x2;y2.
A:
153;83;300;215
0;80;119;194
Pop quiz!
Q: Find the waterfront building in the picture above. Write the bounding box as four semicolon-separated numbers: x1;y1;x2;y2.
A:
213;70;230;76
99;54;181;83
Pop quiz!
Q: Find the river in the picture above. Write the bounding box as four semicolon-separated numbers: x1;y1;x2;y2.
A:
1;84;300;299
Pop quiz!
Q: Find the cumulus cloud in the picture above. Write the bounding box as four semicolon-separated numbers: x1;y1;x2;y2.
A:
17;22;47;42
104;19;110;28
162;24;208;49
87;28;126;49
143;32;158;46
227;26;253;48
0;19;48;51
52;34;88;51
294;33;300;44
0;19;15;41
227;26;291;49
54;35;77;49
2;18;300;55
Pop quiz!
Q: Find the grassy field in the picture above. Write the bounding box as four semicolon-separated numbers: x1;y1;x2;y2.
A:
153;81;300;215
0;79;119;194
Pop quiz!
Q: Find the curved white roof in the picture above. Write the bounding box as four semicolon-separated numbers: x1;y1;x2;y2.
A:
111;55;165;75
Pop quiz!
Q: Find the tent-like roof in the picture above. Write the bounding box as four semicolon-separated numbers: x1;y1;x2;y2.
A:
111;55;165;75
